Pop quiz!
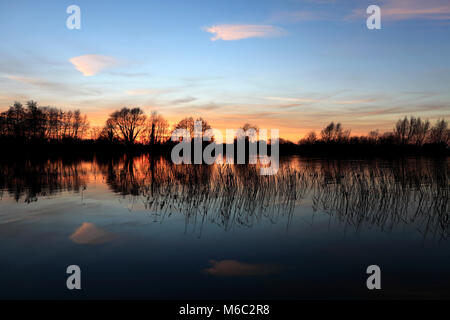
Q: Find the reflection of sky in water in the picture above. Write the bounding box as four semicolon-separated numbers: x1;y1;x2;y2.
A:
0;156;449;299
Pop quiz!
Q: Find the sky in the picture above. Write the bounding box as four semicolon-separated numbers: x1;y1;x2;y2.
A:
0;0;449;140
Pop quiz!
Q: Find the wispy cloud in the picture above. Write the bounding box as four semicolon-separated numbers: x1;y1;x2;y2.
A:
171;96;197;104
6;74;103;96
204;260;280;276
7;75;56;87
383;0;450;20
125;88;171;96
264;96;376;105
349;0;450;21
69;54;118;76
334;99;376;105
70;223;116;245
274;0;450;23
205;24;286;41
264;96;321;103
270;10;334;23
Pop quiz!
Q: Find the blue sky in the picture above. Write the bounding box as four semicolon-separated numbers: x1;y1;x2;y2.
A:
1;0;449;139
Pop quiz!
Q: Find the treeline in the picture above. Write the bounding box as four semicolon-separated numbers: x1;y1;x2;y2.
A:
92;107;214;147
93;107;171;146
0;101;89;142
0;101;449;156
293;117;449;156
298;117;450;146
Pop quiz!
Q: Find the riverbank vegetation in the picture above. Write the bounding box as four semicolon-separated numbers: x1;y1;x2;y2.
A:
0;100;448;156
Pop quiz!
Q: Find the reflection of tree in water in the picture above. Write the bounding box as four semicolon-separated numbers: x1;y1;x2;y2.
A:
1;154;448;238
97;155;449;237
309;158;449;239
0;158;89;203
96;155;306;231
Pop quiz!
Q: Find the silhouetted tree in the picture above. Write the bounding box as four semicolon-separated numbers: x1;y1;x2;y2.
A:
299;131;317;145
173;117;211;138
146;111;169;145
320;122;350;143
429;119;450;145
107;107;146;145
0;101;89;142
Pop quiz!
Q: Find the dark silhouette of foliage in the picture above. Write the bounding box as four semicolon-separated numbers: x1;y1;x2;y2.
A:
1;101;448;156
0;100;89;142
106;107;146;145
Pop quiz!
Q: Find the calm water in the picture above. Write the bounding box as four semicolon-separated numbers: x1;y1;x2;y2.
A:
0;155;449;299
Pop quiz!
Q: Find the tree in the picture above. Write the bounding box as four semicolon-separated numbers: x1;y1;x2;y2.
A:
173;117;211;138
321;122;335;142
301;131;317;144
241;123;258;132
368;130;379;143
320;122;350;143
25;100;45;140
394;116;414;144
107;107;146;145
89;126;102;141
0;100;89;142
7;102;26;139
429;119;450;145
99;119;117;143
393;116;431;145
147;111;169;145
410;117;430;145
0;112;6;137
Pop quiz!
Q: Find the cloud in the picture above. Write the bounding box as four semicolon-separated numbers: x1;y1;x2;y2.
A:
333;99;376;105
7;75;57;87
204;259;279;276
69;54;118;76
108;71;151;78
125;88;171;96
264;96;321;103
349;0;450;21
70;222;116;245
270;10;334;23
6;74;103;96
171;96;197;104
205;24;286;41
274;0;450;23
264;96;377;106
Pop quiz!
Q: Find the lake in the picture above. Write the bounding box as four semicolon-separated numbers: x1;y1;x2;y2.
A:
0;154;449;299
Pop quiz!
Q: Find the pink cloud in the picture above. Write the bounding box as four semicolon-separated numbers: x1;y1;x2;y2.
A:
350;0;450;21
69;54;118;76
205;24;286;41
70;222;116;245
204;259;279;276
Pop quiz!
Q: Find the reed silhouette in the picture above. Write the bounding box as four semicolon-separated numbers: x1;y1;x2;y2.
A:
1;154;448;238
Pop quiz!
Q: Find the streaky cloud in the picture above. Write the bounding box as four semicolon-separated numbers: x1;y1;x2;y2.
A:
204;259;280;276
70;222;116;245
205;24;286;41
349;0;450;21
125;88;171;96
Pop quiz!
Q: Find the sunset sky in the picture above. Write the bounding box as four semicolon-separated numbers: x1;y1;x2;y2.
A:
1;0;449;140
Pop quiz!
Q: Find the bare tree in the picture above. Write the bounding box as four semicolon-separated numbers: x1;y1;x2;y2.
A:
429;119;450;145
394;116;414;144
108;107;146;145
368;130;379;143
320;122;350;142
147;111;169;145
89;126;102;140
304;131;317;144
410;117;430;145
173;117;211;138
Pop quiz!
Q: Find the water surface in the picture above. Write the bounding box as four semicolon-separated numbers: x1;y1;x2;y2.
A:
0;155;449;299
